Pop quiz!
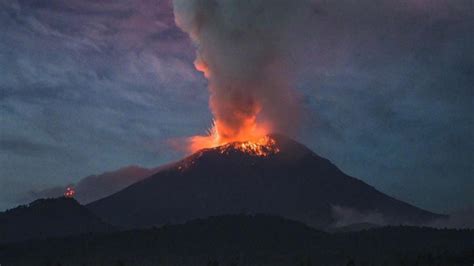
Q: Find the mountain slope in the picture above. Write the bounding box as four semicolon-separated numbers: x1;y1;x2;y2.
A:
0;197;114;244
88;134;444;229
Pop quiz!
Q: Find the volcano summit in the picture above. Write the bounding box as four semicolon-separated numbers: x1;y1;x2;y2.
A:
88;135;443;229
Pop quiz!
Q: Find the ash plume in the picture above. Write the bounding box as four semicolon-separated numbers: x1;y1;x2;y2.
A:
172;0;312;145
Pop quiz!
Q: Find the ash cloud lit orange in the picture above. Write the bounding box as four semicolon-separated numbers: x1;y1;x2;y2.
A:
189;118;272;153
189;58;274;152
173;0;305;152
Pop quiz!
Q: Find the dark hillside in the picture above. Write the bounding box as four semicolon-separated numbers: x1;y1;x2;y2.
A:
0;214;471;266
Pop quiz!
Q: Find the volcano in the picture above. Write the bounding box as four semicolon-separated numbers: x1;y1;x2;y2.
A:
87;135;444;229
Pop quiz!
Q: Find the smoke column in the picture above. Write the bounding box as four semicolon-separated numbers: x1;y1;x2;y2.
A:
173;0;309;151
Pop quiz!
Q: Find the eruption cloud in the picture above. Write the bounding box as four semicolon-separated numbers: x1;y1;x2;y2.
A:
173;0;309;152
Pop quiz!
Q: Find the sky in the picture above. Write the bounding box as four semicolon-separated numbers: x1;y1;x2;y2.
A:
0;0;472;213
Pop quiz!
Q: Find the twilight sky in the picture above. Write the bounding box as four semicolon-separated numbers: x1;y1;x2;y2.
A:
0;0;472;213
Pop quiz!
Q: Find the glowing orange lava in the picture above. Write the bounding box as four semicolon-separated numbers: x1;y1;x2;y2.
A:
215;136;280;156
64;187;75;198
189;118;272;153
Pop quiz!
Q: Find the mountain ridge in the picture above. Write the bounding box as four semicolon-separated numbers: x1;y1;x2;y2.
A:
88;134;445;229
0;197;114;244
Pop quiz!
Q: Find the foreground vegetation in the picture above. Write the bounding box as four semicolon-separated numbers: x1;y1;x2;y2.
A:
1;215;472;266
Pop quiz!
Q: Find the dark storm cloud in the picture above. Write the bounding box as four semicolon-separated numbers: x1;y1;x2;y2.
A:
0;0;472;213
297;0;474;212
19;165;160;205
0;0;208;210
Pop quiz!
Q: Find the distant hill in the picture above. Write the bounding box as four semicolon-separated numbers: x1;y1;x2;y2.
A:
88;134;444;229
20;165;161;204
0;197;114;244
0;214;472;266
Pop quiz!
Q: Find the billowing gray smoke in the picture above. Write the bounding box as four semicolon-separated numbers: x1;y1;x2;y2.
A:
173;0;312;147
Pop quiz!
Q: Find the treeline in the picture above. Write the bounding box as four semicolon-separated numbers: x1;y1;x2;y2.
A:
1;215;472;266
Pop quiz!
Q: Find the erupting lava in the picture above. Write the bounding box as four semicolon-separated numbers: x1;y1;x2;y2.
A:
215;136;280;157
